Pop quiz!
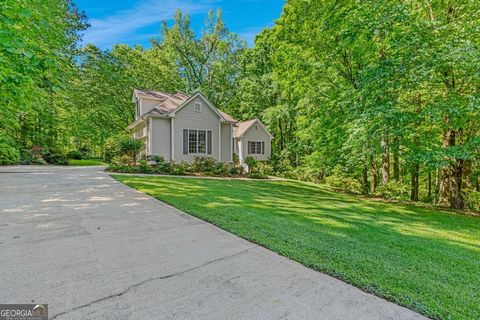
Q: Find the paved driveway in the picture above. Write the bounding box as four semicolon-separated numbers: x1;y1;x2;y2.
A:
0;166;427;320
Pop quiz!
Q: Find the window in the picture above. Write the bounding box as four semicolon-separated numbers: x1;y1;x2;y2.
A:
248;141;265;155
194;102;202;112
188;130;198;153
184;129;211;154
198;130;206;153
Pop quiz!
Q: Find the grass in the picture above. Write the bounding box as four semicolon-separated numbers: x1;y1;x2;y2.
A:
68;159;105;166
113;175;480;320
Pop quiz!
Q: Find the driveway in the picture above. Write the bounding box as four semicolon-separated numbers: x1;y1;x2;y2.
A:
0;166;427;320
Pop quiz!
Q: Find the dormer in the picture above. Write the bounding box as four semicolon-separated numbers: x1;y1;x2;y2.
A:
132;89;174;119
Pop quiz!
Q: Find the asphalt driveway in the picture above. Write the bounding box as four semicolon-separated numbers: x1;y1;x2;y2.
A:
0;166;427;319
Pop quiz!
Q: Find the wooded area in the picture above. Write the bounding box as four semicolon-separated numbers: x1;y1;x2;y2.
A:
1;0;479;210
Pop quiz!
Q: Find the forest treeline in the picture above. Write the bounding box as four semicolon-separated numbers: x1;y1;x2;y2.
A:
1;0;479;210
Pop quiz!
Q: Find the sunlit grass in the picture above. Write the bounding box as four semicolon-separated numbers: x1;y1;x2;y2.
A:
113;175;480;320
68;159;105;166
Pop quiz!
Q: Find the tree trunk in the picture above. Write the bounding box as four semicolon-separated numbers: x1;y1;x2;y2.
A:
462;160;472;189
438;128;455;206
451;159;464;209
410;163;419;201
370;156;378;193
393;137;400;181
381;133;389;185
428;171;432;200
362;164;369;195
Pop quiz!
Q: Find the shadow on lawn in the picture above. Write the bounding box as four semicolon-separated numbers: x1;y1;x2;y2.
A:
122;176;480;251
117;175;480;320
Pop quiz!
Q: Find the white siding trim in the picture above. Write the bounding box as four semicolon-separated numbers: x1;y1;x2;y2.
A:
147;118;152;155
218;122;221;161
231;123;233;161
170;117;175;161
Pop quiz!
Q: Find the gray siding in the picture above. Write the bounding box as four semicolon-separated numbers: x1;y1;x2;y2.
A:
140;98;160;116
150;118;171;160
173;96;221;161
241;121;271;161
221;123;232;162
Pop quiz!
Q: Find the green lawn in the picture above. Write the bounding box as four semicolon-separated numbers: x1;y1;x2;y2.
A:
113;175;480;320
68;159;105;166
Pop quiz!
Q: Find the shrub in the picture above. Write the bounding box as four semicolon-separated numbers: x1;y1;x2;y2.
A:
255;161;273;177
191;157;218;173
229;166;240;175
376;181;411;201
112;155;135;166
211;162;228;176
103;138;120;163
0;144;20;165
325;165;362;194
42;148;68;165
171;161;189;175
119;138;142;161
464;190;480;212
67;150;83;160
138;160;153;173
157;163;172;174
245;156;257;172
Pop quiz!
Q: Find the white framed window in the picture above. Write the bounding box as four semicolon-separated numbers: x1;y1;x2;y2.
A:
248;141;265;154
183;129;212;154
194;102;202;112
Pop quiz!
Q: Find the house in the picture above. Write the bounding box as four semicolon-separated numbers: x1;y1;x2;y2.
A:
128;89;273;169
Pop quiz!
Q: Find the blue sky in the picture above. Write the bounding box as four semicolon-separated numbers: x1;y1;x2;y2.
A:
74;0;285;49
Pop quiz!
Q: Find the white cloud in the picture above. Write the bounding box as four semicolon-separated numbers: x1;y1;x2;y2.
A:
82;0;217;49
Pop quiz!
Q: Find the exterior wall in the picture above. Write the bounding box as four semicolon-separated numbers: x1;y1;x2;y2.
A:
139;98;160;116
221;123;232;162
240;122;271;161
173;96;221;161
131;122;147;156
233;137;239;154
150;118;171;160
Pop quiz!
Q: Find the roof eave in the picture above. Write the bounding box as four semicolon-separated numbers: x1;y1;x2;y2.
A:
127;114;169;130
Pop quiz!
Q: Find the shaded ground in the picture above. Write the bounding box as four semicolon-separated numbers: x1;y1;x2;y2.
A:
114;175;480;320
0;166;427;320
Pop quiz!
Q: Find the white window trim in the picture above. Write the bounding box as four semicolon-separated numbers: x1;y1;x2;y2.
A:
248;141;264;155
186;128;210;155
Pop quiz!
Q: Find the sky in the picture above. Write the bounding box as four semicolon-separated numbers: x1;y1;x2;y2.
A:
74;0;285;49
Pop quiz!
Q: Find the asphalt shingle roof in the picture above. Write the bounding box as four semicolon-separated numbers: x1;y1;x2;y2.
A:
134;89;236;122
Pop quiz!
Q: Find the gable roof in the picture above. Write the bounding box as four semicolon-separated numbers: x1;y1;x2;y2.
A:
132;89;174;101
233;118;273;139
133;89;236;123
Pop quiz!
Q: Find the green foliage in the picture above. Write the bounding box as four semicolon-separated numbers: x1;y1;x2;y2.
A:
464;190;480;212
325;166;363;194
118;138;142;160
67;150;83;160
0;0;88;160
170;161;189;175
42;149;68;165
0;143;20;165
161;9;246;114
103;138;121;163
244;156;257;170
376;181;411;201
229;165;240;175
